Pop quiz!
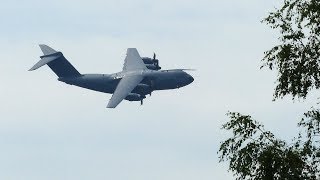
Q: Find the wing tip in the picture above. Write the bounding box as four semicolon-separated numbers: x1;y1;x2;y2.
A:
126;48;138;54
106;102;116;108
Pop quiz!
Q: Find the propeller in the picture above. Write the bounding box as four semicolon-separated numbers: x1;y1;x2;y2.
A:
152;52;159;68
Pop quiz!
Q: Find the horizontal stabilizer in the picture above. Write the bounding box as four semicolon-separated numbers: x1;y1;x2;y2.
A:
29;53;62;71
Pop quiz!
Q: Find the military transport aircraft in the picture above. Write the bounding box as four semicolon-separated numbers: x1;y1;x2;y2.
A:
29;45;194;108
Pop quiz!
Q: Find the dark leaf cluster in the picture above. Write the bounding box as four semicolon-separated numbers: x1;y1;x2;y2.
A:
261;0;320;99
219;1;320;179
219;112;320;180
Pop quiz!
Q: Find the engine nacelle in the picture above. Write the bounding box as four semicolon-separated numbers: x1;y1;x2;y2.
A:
133;83;152;95
136;83;149;89
141;57;154;64
146;64;161;70
142;57;161;70
125;93;145;101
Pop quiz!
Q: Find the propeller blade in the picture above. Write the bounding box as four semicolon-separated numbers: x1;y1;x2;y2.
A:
153;53;156;60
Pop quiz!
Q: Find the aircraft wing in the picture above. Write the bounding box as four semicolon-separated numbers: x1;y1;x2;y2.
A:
107;75;144;108
123;48;147;71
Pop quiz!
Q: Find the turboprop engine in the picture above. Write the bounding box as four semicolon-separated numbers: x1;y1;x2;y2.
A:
125;93;146;105
141;53;161;70
125;93;145;101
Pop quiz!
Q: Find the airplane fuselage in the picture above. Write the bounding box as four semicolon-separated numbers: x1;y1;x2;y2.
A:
58;69;194;95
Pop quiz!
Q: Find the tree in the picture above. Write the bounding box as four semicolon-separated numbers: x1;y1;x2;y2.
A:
219;112;320;180
262;0;320;99
219;0;320;179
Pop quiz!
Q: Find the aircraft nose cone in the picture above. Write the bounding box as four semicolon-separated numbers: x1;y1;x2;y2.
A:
187;75;194;84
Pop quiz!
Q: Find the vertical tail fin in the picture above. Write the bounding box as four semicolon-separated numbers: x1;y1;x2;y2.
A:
30;45;81;78
39;44;58;55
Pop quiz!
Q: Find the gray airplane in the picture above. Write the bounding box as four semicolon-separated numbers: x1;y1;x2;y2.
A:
30;45;194;108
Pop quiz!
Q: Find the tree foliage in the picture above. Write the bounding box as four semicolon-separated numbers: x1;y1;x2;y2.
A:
219;0;320;179
262;0;320;99
219;112;320;180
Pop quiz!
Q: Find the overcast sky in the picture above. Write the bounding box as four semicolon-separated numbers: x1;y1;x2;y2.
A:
0;0;318;180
